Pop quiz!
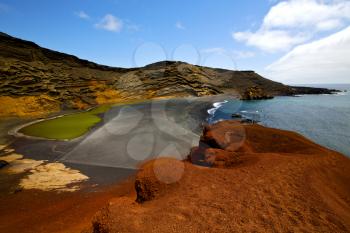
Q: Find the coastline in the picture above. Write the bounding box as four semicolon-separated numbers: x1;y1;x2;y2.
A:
1;95;229;182
8;96;226;141
1;93;350;233
0;95;229;233
1;19;349;233
86;120;350;233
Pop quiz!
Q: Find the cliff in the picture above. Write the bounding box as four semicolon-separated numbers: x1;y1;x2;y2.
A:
88;120;350;233
0;32;337;116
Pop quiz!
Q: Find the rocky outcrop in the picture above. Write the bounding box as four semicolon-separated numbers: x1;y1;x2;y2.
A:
135;158;184;203
290;86;339;95
0;94;60;117
240;86;274;100
188;147;241;168
0;32;339;116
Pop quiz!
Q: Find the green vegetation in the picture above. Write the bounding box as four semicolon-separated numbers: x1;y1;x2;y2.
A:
19;105;111;140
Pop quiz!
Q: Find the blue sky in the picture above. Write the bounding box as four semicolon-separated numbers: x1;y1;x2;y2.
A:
0;0;349;84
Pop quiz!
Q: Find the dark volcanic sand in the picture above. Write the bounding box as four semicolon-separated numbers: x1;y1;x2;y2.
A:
7;96;225;182
0;96;225;233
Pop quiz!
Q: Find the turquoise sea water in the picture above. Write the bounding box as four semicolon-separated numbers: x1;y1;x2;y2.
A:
208;84;350;157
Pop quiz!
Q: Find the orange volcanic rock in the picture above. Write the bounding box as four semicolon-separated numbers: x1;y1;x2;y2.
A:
135;158;184;203
188;146;241;168
88;120;350;232
200;120;326;154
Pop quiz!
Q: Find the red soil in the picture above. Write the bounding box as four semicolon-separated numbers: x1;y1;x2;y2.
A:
1;120;349;233
0;180;135;233
88;120;350;232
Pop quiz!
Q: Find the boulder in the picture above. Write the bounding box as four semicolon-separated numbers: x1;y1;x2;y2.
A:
204;148;240;168
135;158;184;203
200;120;324;154
200;121;246;152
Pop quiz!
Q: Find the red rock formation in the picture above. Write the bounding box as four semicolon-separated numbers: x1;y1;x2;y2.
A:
135;158;184;203
86;121;350;232
88;120;350;232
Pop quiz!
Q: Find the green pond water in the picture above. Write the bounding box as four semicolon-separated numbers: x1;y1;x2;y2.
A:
19;105;111;140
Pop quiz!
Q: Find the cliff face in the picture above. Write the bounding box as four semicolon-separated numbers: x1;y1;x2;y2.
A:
0;32;337;116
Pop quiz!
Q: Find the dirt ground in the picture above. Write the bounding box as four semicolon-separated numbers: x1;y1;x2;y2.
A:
0;180;135;233
88;121;350;233
1;121;350;233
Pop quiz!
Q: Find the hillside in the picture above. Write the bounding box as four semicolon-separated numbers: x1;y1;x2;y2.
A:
0;32;336;116
87;121;350;233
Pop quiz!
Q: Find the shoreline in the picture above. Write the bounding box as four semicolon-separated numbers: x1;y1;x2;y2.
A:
8;95;232;141
6;88;346;142
2;95;229;183
0;95;231;233
1;109;349;232
1;93;350;232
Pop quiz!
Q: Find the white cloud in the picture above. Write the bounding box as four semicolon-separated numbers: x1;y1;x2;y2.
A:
233;0;350;52
316;19;343;31
76;11;90;20
265;26;350;84
262;0;350;30
95;14;123;32
233;30;309;52
175;21;185;30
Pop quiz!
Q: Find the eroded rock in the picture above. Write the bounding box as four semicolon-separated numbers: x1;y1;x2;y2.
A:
135;158;184;203
3;159;44;174
0;153;23;162
19;162;89;192
240;86;273;100
1;33;336;117
188;145;241;168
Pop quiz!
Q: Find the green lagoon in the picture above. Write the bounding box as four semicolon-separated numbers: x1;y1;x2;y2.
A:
19;105;111;140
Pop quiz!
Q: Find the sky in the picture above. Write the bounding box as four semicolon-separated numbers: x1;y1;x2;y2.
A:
0;0;349;84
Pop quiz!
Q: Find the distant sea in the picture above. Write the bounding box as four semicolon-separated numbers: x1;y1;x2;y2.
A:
207;84;350;157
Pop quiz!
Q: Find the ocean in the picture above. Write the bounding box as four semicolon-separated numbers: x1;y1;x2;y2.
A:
207;84;350;157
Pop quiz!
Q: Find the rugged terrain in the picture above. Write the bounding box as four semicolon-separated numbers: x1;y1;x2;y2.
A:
87;120;350;233
0;32;337;116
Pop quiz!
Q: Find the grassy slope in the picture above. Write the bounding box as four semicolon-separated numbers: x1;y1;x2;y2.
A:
19;105;111;140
